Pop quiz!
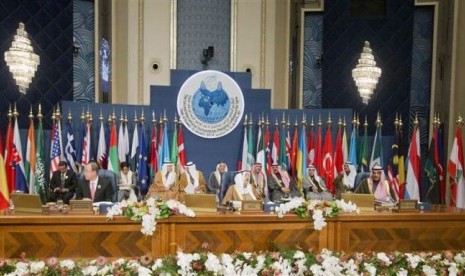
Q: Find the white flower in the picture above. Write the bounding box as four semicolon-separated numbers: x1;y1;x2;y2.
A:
377;252;392;266
396;268;409;276
81;265;99;276
454;253;465;264
363;263;377;276
30;261;45;274
293;250;305;259
204;253;222;274
60;259;75;270
152;259;164;270
448;263;458;275
141;214;157;235
406;253;422;269
97;265;111;275
310;263;323;275
138;266;153;276
422;264;437;276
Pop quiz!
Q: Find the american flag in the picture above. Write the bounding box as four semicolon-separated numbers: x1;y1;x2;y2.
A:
50;120;62;176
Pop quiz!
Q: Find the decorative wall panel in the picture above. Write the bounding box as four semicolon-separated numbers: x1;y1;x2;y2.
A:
303;13;323;109
73;0;95;103
177;0;230;71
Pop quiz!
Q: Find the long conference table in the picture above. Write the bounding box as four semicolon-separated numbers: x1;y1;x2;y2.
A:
1;206;465;259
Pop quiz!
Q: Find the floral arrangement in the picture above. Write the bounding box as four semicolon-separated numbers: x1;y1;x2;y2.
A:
106;198;195;235
275;198;359;230
2;249;465;275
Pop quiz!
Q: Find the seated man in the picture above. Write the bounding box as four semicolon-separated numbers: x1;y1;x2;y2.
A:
267;163;301;202
302;165;333;201
222;170;261;205
354;164;397;202
251;162;269;202
147;161;179;201
48;160;78;204
207;161;228;196
333;162;357;200
117;162;138;202
76;161;114;202
178;161;207;203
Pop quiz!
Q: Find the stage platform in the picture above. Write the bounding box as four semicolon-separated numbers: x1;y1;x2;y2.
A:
1;206;465;258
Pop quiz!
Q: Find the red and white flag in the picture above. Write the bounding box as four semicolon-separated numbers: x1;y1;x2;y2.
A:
405;126;421;200
449;126;465;208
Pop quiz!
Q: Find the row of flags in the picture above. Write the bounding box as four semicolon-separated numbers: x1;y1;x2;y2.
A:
0;105;188;210
0;105;463;209
237;113;465;208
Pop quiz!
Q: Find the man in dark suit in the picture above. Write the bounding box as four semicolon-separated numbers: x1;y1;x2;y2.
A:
48;160;78;204
76;161;114;202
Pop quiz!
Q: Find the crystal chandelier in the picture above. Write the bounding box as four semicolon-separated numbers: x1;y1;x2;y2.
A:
4;22;40;94
352;41;381;104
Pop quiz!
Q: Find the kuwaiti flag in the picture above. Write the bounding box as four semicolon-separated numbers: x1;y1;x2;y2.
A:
247;121;255;169
13;117;27;192
161;121;170;164
449;126;465;208
405;126;421;200
108;122;119;173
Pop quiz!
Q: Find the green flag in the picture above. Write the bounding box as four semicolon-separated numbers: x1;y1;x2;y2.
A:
247;122;255;168
171;123;178;164
35;118;46;203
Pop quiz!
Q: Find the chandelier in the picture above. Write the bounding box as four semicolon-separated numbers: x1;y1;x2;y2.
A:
352;41;381;104
4;22;40;94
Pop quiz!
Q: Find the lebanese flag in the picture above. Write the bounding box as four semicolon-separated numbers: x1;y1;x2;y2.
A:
405;127;421;200
322;126;334;193
449;126;465;208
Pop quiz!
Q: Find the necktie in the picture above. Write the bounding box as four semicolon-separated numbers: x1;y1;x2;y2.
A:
91;181;96;200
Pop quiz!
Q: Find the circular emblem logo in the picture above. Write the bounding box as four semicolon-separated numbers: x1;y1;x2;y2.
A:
177;70;244;139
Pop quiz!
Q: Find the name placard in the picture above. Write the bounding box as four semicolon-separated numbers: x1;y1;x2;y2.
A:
396;199;419;212
69;199;94;214
241;200;262;212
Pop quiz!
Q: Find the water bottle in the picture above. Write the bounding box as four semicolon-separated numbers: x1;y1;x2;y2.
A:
8;199;14;214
